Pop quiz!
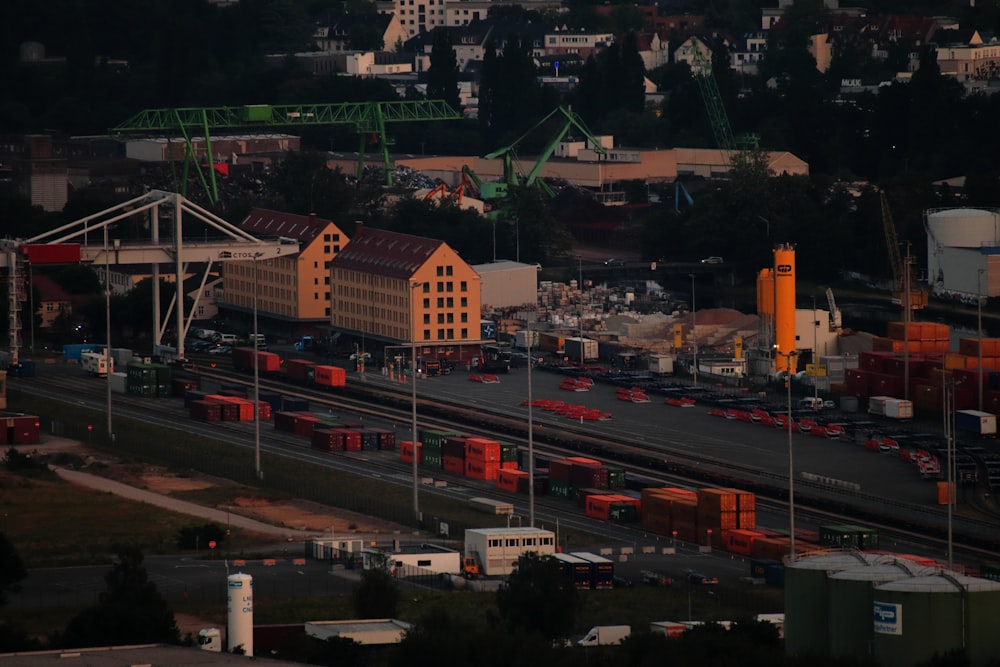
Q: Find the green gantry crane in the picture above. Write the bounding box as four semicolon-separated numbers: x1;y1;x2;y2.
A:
112;101;462;203
691;44;758;153
482;106;607;199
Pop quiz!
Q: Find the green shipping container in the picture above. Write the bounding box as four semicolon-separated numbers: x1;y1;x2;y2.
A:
609;503;638;523
500;442;519;462
419;429;460;449
548;478;577;501
607;466;626;489
421;453;443;469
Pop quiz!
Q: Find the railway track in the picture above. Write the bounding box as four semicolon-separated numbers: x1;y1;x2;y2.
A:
17;364;1000;562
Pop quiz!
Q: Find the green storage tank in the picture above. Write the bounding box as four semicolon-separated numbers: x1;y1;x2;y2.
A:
872;573;1000;667
828;558;929;659
785;552;875;656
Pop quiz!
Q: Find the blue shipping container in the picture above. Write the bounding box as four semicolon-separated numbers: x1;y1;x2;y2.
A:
62;344;96;361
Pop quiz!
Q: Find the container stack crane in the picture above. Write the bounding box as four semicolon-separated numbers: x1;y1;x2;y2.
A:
879;190;928;310
826;287;842;333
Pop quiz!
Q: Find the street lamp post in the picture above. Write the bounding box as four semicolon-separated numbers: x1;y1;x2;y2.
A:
979;269;985;412
253;252;263;480
104;226;113;441
527;319;535;527
410;281;423;524
578;258;584;363
689;274;697;386
813;296;819;405
777;349;798;557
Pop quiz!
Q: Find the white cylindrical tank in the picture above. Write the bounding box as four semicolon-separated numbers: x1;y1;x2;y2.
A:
927;208;1000;248
227;572;253;656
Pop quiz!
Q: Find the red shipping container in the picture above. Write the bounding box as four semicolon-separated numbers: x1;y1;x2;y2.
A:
314;365;346;388
9;415;41;444
311;429;344;452
231;348;281;373
255;401;272;421
845;368;871;397
585;495;615;520
464;458;500;481
293;414;321;437
497;469;528;493
465;437;501;462
285;359;317;382
443;436;467;459
172;378;199;397
400;440;422;464
191;400;222;421
869;372;904;397
565;456;602;465
336;428;362;451
21;243;81;264
501;460;519;470
443;454;465;475
548;459;573;482
273;411;299;433
859;351;893;373
366;427;395;451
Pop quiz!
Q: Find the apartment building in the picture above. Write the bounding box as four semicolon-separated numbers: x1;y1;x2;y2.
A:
330;223;482;363
221;209;347;327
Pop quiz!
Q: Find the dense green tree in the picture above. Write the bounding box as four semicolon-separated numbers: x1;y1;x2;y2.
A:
0;533;27;608
499;186;573;264
349;21;385;52
352;558;399;618
60;545;180;648
265;151;357;219
496;553;579;640
426;29;461;112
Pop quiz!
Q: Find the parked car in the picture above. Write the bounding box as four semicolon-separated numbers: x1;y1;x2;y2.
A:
684;569;718;586
604;257;626;267
207;345;232;355
700;256;724;264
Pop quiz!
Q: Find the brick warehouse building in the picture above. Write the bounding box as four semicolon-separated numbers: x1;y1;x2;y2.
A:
330;223;483;366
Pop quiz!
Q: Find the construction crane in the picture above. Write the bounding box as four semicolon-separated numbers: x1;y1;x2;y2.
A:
112;100;462;201
690;41;758;154
879;190;928;310
826;287;843;333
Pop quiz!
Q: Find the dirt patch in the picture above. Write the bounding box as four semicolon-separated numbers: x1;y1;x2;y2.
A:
53;444;408;535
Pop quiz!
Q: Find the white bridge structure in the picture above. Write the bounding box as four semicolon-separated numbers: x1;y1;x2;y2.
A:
2;190;297;366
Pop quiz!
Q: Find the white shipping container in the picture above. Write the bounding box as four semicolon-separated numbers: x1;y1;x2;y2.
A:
648;354;674;375
565;336;599;361
110;371;127;394
884;398;913;420
515;329;540;350
955;409;998;436
81;351;113;377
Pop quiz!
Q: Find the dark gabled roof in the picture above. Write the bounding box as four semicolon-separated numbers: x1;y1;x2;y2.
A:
316;11;393;38
239;208;334;244
331;224;443;280
929;27;978;46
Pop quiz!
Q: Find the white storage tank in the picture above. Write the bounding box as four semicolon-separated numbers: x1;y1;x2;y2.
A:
926;208;1000;248
227;572;253;656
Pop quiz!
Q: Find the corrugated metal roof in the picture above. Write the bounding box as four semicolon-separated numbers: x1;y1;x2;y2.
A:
239;208;333;244
786;551;874;570
331;225;443;280
876;572;1000;593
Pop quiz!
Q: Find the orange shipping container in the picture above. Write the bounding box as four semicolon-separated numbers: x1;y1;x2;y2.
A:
698;487;738;512
465;458;500;481
937;480;954;505
738;510;757;530
399;440;422;464
944;352;969;370
465;437;502;462
722;528;763;556
752;536;791;561
497;469;527;493
314;365;346;387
